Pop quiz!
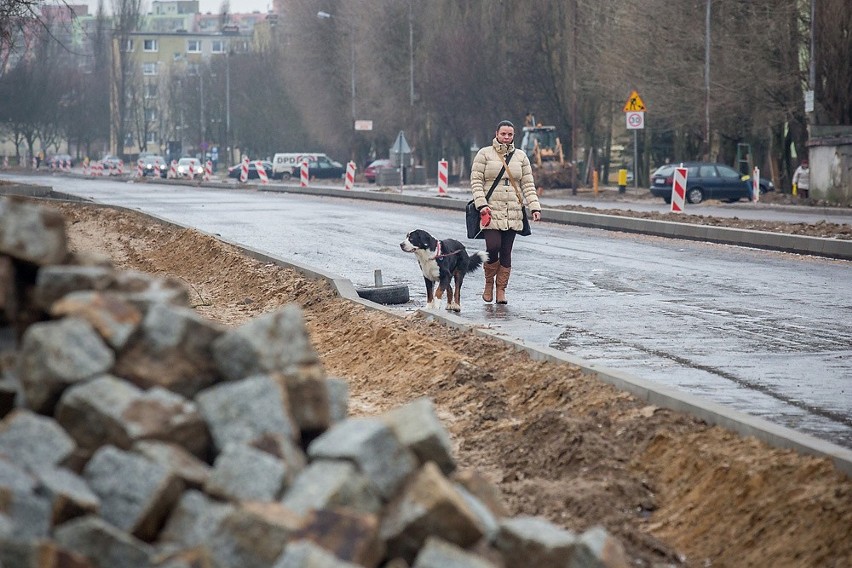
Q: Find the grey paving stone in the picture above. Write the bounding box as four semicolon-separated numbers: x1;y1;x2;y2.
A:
382;397;455;474
34;265;115;310
132;440;211;489
195;374;299;451
212;304;320;381
50;290;142;349
281;460;382;516
308;417;417;500
413;536;498;568
207;503;304;568
272;539;363;568
113;302;224;398
54;514;154;568
17;317;114;413
0;198;67;265
35;466;100;525
205;443;288;502
494;515;578;568
0;409;76;470
83;445;184;540
159;489;234;549
380;462;484;563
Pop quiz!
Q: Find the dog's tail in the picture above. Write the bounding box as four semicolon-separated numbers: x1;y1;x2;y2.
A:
466;250;488;273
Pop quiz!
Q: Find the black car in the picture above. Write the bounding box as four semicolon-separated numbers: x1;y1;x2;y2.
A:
280;155;346;181
650;162;774;204
140;154;168;177
228;160;274;180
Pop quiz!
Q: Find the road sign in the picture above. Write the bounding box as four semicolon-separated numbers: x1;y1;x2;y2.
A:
626;111;645;130
623;90;646;112
354;120;373;131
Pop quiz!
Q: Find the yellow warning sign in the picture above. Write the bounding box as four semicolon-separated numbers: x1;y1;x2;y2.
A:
623;90;646;112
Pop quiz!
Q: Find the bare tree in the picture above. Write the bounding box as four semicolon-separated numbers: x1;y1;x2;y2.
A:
814;0;852;125
110;0;143;158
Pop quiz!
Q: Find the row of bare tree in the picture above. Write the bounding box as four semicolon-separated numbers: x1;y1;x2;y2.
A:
1;0;849;189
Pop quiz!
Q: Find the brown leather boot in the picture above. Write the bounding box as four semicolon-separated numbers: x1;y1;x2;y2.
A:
495;265;511;304
482;261;500;302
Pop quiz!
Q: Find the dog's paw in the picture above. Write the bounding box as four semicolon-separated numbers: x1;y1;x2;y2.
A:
426;299;439;309
447;302;461;312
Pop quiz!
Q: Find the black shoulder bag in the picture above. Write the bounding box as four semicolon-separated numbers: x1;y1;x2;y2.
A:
466;151;513;239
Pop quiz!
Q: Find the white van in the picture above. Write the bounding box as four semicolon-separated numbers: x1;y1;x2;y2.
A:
272;153;345;180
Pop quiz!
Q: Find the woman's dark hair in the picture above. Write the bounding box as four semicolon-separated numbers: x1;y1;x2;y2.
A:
496;120;515;130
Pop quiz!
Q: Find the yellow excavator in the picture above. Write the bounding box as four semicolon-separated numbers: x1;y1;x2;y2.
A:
519;125;564;170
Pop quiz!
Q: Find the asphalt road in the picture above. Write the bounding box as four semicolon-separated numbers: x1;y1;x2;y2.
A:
4;173;851;450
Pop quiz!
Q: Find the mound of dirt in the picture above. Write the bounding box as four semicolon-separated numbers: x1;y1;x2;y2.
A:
55;202;852;567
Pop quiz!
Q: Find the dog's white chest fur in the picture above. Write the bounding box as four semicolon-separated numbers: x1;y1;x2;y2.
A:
414;249;440;281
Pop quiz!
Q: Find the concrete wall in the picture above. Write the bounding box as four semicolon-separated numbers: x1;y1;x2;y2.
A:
808;126;852;204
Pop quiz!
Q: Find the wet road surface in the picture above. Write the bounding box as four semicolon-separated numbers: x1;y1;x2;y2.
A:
5;174;851;449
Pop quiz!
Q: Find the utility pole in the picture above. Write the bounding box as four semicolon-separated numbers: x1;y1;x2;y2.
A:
704;0;711;160
409;0;414;107
571;0;578;195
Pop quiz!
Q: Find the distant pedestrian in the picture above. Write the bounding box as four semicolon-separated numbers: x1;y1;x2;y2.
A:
792;159;810;199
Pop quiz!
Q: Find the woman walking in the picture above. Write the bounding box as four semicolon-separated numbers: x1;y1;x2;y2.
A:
470;120;542;304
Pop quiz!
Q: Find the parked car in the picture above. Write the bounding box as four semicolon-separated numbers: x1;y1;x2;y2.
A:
48;153;74;168
177;157;204;179
100;154;123;173
364;159;393;183
649;162;774;204
227;160;274;180
272;153;346;180
141;154;168;177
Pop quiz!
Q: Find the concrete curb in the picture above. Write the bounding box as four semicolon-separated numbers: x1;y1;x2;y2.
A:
5;192;850;476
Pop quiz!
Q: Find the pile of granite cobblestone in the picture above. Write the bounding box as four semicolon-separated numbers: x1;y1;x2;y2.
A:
0;197;630;567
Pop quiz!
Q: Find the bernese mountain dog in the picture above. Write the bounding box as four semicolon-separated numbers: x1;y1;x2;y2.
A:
400;229;488;312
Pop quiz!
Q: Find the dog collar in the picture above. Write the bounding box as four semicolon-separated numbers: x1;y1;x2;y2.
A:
431;241;462;260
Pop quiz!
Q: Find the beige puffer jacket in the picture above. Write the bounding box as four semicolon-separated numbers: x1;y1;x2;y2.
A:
471;139;541;232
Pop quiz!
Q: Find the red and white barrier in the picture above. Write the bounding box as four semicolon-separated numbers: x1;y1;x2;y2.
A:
136;160;144;177
300;161;309;187
116;161;124;176
82;161;89;176
239;157;249;183
752;166;760;202
168;160;178;179
437;159;448;195
671;166;687;213
255;160;268;184
204;160;213;181
344;161;356;190
2;156;8;169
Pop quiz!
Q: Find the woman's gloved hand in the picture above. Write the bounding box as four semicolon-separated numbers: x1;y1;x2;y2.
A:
480;207;492;226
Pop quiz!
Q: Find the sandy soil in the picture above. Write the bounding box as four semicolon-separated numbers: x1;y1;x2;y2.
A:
51;201;852;567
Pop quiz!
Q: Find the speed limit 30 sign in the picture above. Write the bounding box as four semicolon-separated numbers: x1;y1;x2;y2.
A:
626;111;645;130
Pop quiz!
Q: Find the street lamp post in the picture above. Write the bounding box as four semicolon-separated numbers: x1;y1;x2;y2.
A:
225;48;231;165
317;11;355;125
409;0;414;107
